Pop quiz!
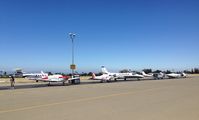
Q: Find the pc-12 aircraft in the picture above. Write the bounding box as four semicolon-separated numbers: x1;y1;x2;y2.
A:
101;66;144;81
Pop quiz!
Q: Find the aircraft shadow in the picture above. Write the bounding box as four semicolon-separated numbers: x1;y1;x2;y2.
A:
0;77;187;90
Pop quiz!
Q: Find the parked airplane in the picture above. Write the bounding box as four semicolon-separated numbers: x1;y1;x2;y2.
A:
23;71;47;78
26;71;69;85
153;72;165;79
166;72;187;79
90;73;113;82
101;66;144;80
141;71;153;77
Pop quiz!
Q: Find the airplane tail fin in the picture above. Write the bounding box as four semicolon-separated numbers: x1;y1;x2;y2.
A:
141;71;147;76
41;71;48;79
101;66;109;74
181;72;187;77
160;72;165;77
91;73;96;79
41;71;45;75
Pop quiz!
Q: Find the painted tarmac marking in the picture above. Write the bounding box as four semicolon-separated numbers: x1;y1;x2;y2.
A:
0;87;168;114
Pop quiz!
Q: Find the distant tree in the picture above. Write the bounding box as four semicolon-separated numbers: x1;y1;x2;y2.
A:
142;69;152;74
88;72;93;76
191;69;194;74
153;70;162;73
62;73;67;75
136;71;141;74
165;70;171;74
3;72;7;76
67;73;72;76
48;72;53;75
55;73;67;75
184;70;191;74
119;69;129;73
80;72;88;76
96;72;102;76
194;68;199;74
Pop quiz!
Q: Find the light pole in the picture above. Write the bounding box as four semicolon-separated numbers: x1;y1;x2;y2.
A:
69;33;76;78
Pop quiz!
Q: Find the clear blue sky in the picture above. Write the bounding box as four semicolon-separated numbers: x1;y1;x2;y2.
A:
0;0;199;73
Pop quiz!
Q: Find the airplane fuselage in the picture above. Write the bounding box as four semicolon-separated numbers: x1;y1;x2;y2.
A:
108;72;144;79
166;73;183;78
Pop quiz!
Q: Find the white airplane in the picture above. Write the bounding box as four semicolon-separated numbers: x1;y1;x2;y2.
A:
141;71;153;77
101;66;144;80
153;72;165;79
166;72;187;79
26;71;69;85
90;73;113;82
22;71;47;78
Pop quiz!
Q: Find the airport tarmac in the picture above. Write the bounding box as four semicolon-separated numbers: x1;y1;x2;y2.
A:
0;76;199;120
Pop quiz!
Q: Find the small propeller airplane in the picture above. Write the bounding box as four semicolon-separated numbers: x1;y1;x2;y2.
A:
166;72;187;79
90;73;113;82
141;71;153;77
25;71;69;85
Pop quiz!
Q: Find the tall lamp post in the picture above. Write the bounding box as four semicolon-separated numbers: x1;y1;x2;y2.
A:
69;33;76;78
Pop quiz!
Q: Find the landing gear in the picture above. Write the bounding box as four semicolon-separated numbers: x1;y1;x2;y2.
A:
101;80;105;83
48;82;51;86
101;79;111;83
62;81;65;86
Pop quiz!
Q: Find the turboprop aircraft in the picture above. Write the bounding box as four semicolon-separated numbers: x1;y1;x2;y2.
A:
101;66;144;80
166;72;187;79
90;73;113;82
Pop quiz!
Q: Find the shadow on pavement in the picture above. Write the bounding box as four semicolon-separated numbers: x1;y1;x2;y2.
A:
0;77;187;90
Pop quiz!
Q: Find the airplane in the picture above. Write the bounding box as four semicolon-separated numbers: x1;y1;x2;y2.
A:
141;71;153;77
101;66;144;80
153;72;165;79
90;73;113;82
22;71;47;78
166;72;187;79
26;71;69;85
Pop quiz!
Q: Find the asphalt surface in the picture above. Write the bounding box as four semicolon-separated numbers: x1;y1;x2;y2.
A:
0;77;199;120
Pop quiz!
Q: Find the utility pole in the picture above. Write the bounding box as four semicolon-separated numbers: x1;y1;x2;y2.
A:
69;33;76;78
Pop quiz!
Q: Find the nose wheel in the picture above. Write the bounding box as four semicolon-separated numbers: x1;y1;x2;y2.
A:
48;82;51;86
62;81;65;86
